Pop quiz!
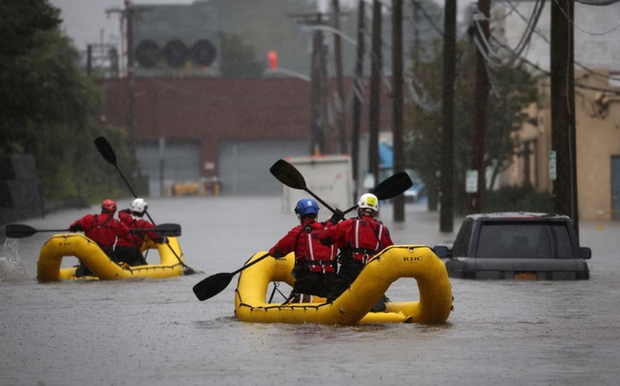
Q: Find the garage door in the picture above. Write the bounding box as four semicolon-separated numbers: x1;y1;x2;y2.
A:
136;142;200;197
219;140;309;195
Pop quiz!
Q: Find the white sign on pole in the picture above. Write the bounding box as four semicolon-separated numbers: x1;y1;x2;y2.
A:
466;170;478;193
549;150;557;181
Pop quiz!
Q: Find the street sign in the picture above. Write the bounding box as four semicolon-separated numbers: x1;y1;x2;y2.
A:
549;151;557;181
466;170;478;193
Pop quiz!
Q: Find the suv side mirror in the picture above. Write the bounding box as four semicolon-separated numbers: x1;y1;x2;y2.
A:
433;245;449;259
580;247;592;260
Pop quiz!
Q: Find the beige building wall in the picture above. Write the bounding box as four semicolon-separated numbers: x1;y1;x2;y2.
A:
502;69;620;220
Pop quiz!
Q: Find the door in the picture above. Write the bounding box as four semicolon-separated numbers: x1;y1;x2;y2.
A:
136;142;200;197
218;140;309;195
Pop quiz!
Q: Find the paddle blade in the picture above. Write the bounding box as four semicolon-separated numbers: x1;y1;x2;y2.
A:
5;224;38;238
270;159;307;190
372;172;413;200
151;223;182;237
94;136;117;166
193;272;234;301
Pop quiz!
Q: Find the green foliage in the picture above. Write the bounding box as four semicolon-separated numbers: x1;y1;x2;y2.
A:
405;39;538;215
202;0;317;76
220;34;265;79
484;187;554;213
0;0;140;207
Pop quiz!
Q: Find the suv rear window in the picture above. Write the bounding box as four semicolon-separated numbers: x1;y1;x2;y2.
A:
476;221;575;259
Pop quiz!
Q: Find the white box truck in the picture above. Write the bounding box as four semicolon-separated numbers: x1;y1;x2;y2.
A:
281;155;354;218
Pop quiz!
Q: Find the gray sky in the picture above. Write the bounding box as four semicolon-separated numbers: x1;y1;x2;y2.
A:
50;0;475;51
50;0;194;49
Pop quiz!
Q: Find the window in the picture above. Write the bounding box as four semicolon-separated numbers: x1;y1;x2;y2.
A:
476;221;575;259
452;219;473;257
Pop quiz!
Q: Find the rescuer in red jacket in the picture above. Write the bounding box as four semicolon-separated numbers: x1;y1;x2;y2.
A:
319;193;393;311
69;199;131;276
116;198;166;266
269;198;337;303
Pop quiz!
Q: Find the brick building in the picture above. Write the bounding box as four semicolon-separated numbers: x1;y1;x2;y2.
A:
100;76;393;196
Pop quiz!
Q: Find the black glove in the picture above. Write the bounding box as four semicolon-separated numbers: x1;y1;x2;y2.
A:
69;225;78;232
329;209;345;225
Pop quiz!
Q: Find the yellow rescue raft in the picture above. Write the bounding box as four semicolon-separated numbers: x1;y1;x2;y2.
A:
234;245;453;325
37;234;185;282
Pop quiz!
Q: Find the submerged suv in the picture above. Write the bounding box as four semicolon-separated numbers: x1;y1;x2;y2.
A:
433;212;591;280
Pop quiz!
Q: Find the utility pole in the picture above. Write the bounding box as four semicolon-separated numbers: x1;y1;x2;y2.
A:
469;0;490;213
351;0;366;201
332;0;347;154
392;0;405;222
440;0;457;233
106;0;139;147
307;14;329;155
368;0;382;189
293;13;331;155
551;0;578;235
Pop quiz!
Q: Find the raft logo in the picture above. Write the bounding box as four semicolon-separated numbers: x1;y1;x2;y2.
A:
403;256;421;262
58;242;71;247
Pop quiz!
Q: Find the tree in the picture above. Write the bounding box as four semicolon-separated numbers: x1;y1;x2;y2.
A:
201;0;317;76
219;33;265;79
405;39;538;214
0;0;140;206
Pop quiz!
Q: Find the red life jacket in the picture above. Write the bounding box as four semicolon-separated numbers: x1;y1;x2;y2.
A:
348;218;386;262
295;222;337;273
85;214;115;250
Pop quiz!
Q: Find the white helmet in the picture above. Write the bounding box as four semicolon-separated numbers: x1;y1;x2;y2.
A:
130;198;148;215
358;193;379;212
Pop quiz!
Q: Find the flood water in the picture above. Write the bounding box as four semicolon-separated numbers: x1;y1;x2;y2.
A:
1;196;619;386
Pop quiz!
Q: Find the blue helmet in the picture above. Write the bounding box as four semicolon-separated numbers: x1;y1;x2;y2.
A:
295;198;319;217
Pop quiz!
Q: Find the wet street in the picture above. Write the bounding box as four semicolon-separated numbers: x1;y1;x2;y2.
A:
1;196;620;386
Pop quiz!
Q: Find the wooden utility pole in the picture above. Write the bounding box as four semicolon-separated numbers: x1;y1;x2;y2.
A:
392;0;405;222
469;0;490;213
440;0;457;233
368;0;382;188
106;0;138;146
351;0;366;201
551;0;578;235
332;0;347;154
309;13;329;155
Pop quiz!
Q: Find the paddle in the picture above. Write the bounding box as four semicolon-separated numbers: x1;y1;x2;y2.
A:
5;223;182;239
343;171;413;215
269;159;337;213
270;159;413;216
94;136;199;275
192;165;414;301
192;252;270;301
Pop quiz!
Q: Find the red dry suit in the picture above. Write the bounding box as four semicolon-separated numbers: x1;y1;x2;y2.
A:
116;209;164;248
269;218;337;274
319;214;393;263
69;212;130;251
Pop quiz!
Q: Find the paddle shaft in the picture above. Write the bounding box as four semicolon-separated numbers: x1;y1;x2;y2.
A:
95;137;193;272
231;252;270;275
193;252;270;301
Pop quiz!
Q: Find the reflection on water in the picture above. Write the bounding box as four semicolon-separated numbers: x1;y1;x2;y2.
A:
1;197;620;386
0;238;29;281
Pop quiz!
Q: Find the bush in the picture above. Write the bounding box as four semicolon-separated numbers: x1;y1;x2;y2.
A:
484;187;554;213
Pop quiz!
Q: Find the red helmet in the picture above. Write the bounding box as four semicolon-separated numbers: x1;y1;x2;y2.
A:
101;199;117;212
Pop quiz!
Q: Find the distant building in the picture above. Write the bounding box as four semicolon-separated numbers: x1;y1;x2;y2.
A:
488;2;620;220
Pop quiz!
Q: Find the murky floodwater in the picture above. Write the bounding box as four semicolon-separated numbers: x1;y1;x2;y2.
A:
1;196;619;386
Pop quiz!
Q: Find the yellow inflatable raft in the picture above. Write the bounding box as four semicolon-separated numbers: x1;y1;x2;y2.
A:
37;234;185;282
234;245;453;325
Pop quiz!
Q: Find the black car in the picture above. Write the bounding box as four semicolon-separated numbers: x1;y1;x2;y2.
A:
433;212;592;280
